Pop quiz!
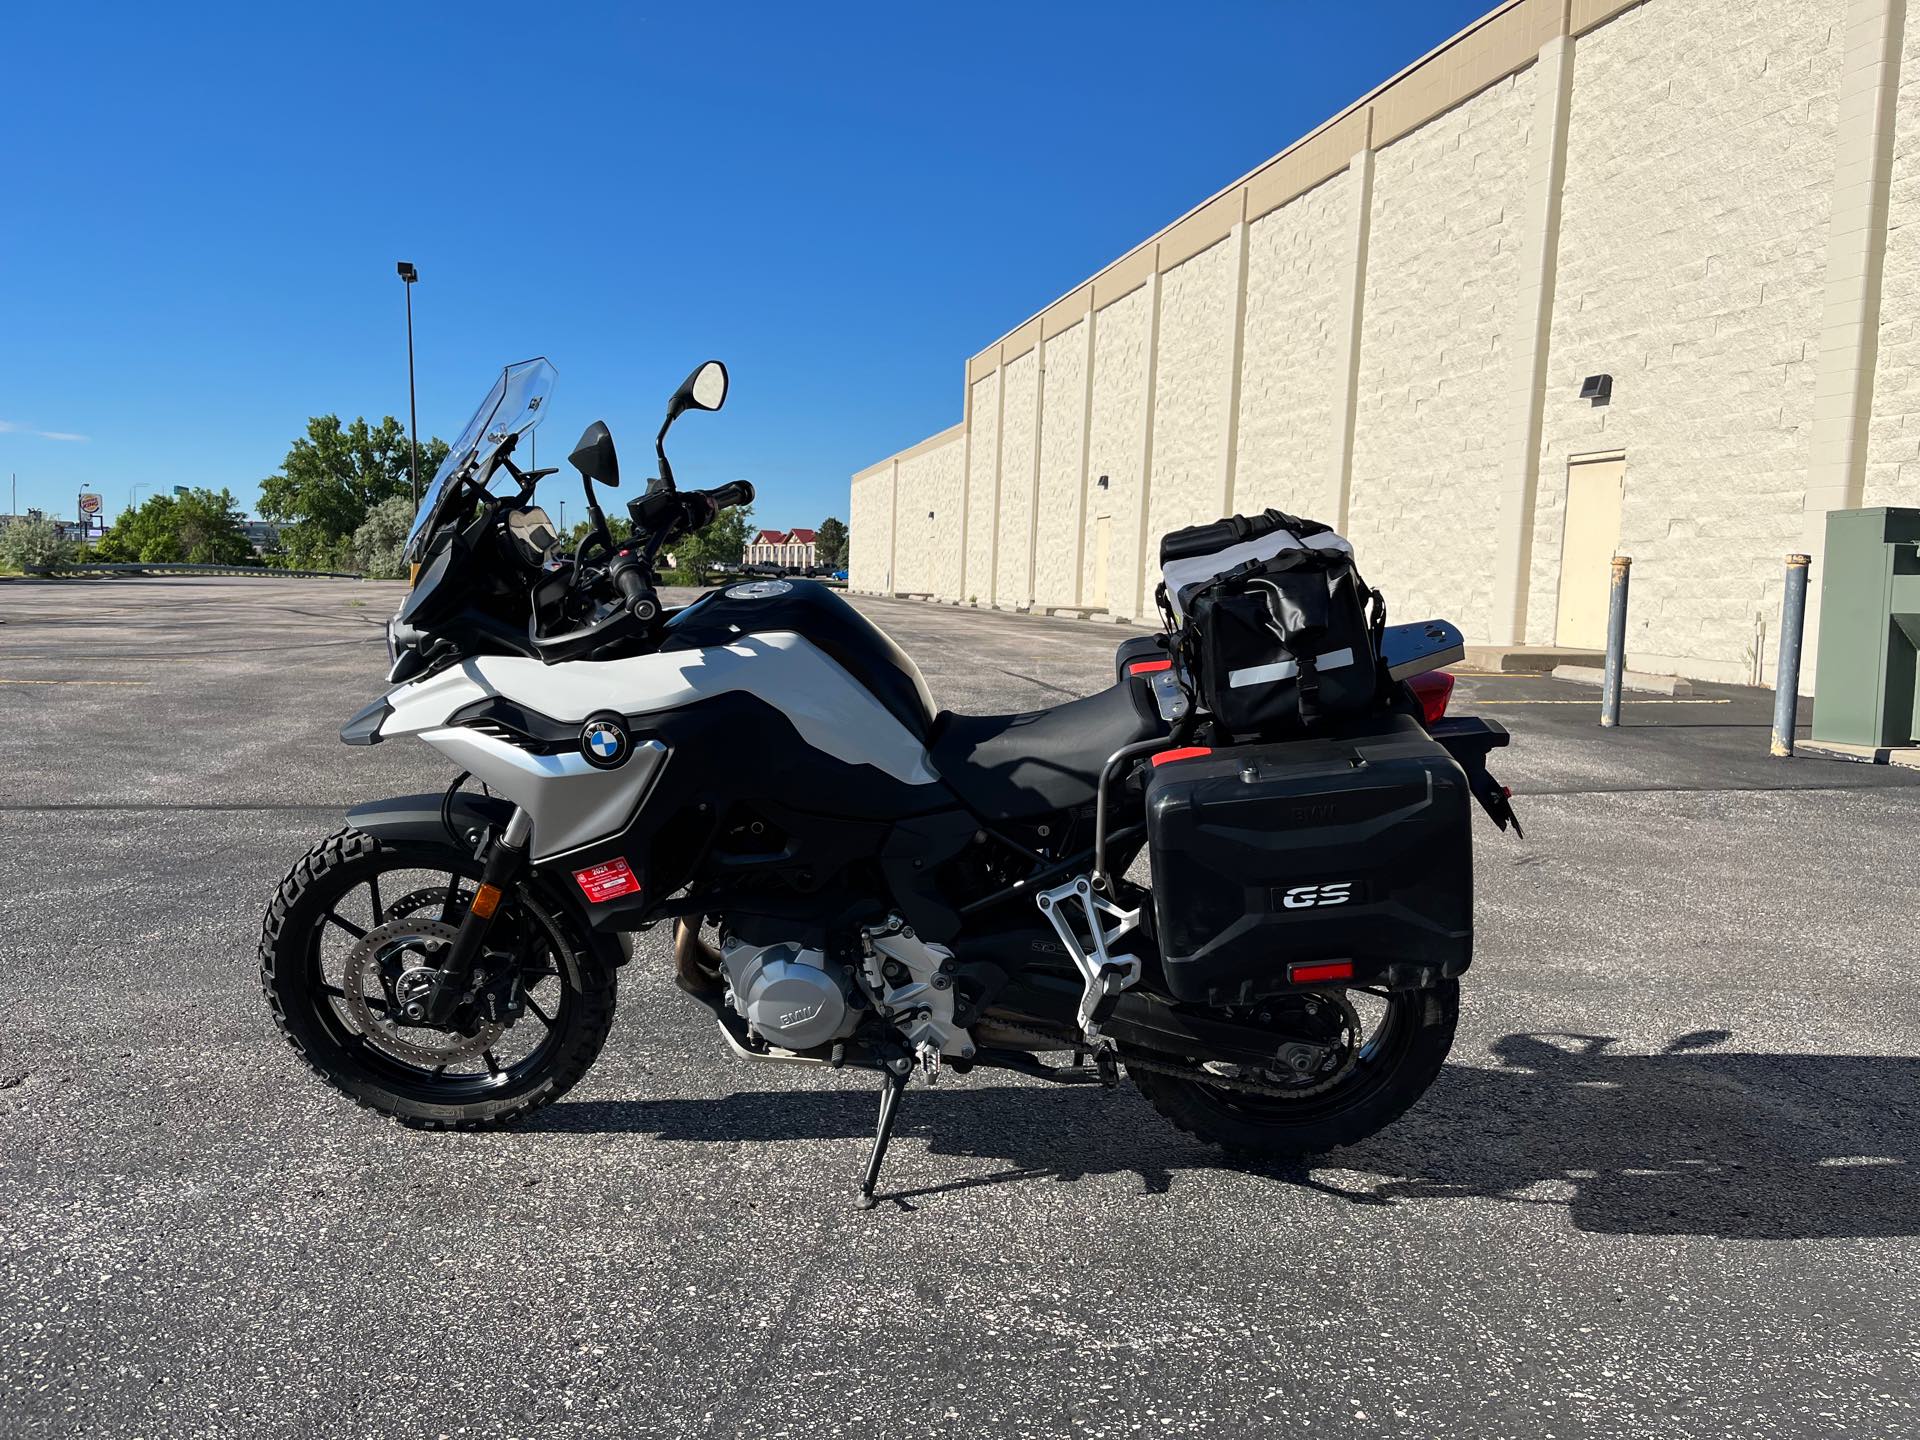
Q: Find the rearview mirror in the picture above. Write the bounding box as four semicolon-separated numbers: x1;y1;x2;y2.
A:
568;420;619;489
669;360;728;422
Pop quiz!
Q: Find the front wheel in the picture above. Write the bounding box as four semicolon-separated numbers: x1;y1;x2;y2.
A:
259;827;617;1129
1128;981;1458;1158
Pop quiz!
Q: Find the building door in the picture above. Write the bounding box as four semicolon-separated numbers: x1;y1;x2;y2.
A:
1554;455;1626;649
1091;515;1111;612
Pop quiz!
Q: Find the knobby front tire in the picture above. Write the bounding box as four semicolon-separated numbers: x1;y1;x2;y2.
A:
259;826;617;1130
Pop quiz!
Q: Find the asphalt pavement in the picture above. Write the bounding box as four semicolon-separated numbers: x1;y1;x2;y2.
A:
2;576;1917;1439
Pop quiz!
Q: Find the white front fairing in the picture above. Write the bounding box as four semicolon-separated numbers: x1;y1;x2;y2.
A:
377;632;940;862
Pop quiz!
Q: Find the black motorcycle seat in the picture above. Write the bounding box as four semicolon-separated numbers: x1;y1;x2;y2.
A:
929;680;1166;820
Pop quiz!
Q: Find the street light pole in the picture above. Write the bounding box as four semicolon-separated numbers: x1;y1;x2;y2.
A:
397;261;420;510
127;483;147;519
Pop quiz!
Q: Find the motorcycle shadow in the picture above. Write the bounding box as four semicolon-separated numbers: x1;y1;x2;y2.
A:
533;1030;1919;1238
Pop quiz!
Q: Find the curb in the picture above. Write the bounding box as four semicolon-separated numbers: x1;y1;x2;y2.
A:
1550;664;1694;697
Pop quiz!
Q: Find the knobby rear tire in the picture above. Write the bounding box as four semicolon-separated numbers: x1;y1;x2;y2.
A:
259;826;617;1130
1128;981;1459;1158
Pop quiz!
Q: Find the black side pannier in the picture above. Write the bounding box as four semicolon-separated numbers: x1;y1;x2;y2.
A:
1145;713;1472;1005
1158;509;1384;740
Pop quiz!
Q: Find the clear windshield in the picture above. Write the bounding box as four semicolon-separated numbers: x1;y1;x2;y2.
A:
405;357;558;561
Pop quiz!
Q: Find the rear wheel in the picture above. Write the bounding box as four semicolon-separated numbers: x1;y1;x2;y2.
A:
259;827;617;1129
1127;982;1458;1157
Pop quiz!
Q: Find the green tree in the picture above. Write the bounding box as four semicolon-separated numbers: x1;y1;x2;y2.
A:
349;496;416;579
675;503;753;584
0;516;74;572
92;489;256;565
567;514;632;551
815;516;848;570
258;415;448;571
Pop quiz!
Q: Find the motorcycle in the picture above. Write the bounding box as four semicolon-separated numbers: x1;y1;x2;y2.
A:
260;356;1521;1206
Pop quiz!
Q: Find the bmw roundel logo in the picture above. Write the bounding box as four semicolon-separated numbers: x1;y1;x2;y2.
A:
580;716;629;769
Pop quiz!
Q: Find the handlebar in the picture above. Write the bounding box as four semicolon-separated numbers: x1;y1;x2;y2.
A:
603;482;753;621
608;550;658;620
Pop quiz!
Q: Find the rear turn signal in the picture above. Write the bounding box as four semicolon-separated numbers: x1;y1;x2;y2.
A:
1407;670;1455;726
1289;961;1354;985
1128;658;1173;676
1151;746;1213;767
574;859;641;903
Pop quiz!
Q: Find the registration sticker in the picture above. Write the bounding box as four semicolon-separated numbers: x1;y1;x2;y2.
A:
573;859;642;903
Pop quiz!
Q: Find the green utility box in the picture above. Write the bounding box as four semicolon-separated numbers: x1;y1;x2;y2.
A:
1811;507;1920;747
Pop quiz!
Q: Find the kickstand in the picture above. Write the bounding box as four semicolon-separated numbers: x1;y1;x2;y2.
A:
855;1062;913;1210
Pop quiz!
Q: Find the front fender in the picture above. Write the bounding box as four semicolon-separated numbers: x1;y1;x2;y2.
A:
343;791;635;968
346;790;516;850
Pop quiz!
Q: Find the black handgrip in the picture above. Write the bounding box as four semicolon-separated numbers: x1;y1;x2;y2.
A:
708;480;754;510
609;553;659;620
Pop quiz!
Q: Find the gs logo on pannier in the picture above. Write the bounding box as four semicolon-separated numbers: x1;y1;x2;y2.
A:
1280;881;1354;910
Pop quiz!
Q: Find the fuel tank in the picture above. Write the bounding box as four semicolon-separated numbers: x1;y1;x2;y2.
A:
662;579;936;740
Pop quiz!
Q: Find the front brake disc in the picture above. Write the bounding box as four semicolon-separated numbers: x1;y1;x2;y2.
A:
339;917;504;1068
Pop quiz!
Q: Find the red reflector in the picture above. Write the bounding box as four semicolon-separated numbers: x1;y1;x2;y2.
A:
1128;658;1174;675
1150;746;1213;767
1290;961;1355;985
1407;669;1456;726
573;859;641;903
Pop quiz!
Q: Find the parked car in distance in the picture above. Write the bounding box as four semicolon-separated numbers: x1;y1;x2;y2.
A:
832;568;848;582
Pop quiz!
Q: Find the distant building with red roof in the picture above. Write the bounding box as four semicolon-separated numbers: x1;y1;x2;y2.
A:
746;527;820;570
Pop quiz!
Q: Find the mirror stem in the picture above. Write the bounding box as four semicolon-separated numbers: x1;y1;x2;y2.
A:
583;477;612;560
655;421;677;493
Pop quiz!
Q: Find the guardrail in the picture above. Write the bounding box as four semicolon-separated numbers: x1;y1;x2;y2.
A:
24;561;365;580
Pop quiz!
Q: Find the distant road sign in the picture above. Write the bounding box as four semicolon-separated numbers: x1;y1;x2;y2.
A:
78;492;102;516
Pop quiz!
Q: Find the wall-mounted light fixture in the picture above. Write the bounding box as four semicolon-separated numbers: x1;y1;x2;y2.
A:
1097;474;1110;490
1580;374;1613;407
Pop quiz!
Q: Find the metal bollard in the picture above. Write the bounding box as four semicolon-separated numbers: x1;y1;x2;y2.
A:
1770;554;1812;757
1599;555;1632;728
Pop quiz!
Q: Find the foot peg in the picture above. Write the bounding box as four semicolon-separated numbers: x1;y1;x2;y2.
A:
1035;877;1141;1039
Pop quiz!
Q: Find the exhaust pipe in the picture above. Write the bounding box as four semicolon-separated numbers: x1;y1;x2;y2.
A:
673;918;723;997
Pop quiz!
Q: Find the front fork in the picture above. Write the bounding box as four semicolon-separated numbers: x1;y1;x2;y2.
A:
421;807;533;1026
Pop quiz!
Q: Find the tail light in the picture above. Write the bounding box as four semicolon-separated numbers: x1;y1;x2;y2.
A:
1407;670;1455;726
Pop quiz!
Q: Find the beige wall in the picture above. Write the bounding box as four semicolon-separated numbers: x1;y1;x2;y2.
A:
1527;0;1843;683
894;430;965;597
852;0;1908;693
1351;67;1537;644
963;372;998;603
1864;2;1920;510
994;348;1039;604
1233;171;1354;521
1083;284;1153;614
1035;313;1089;608
849;463;892;592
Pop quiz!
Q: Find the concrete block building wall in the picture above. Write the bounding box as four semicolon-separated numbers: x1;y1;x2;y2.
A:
1232;172;1355;523
1034;312;1089;608
1525;0;1844;683
1083;285;1153;615
995;349;1039;605
849;463;892;592
1350;67;1537;644
1141;237;1241;618
1864;4;1920;509
964;372;998;604
898;431;965;598
850;0;1909;690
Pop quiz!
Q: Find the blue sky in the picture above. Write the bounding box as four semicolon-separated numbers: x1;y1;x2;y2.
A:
4;1;1489;532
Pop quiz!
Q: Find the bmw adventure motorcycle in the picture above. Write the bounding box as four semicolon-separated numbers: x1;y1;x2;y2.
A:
261;357;1520;1205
